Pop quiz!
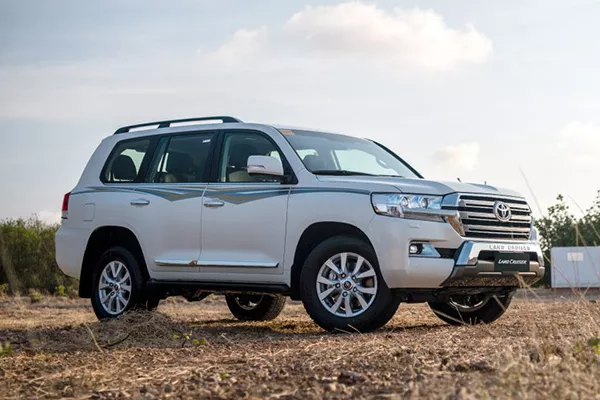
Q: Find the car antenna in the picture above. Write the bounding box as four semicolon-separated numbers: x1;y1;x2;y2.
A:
457;177;462;182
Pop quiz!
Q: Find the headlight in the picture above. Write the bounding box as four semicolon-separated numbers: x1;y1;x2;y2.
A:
371;193;443;220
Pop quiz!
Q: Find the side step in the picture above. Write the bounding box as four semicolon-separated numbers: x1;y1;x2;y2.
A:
146;280;291;297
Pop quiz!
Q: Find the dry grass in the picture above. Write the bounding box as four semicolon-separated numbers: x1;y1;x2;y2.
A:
0;293;599;399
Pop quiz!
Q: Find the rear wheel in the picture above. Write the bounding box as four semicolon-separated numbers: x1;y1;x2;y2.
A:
91;246;145;320
300;236;401;332
428;291;515;325
225;293;286;321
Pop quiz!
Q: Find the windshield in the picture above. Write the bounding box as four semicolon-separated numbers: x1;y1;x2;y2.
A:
280;129;421;178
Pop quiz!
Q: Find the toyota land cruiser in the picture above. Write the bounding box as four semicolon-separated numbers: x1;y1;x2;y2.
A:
55;116;544;332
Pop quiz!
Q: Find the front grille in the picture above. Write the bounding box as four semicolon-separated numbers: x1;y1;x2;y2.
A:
447;194;532;241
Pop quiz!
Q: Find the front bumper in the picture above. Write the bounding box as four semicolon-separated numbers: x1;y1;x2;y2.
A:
365;215;544;288
443;241;545;287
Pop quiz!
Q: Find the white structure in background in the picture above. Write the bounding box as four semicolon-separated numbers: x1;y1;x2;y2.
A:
551;247;600;288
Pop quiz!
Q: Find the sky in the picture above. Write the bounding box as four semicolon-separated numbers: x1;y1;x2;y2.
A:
1;0;600;223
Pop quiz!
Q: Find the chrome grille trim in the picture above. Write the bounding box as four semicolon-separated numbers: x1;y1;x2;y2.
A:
443;194;533;241
464;224;531;233
460;211;531;222
457;199;530;211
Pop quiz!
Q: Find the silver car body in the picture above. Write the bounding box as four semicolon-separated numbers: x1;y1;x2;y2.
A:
55;121;544;291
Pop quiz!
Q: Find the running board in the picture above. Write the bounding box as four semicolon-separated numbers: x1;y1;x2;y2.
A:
146;280;291;296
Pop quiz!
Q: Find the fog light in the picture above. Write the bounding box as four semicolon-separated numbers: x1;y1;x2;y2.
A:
409;242;441;258
409;244;420;254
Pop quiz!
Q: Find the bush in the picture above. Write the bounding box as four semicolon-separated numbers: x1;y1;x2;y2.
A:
55;284;67;297
29;290;42;303
0;341;12;357
0;217;77;294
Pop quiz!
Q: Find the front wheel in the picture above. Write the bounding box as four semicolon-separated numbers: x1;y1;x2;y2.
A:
300;236;401;332
428;291;515;325
225;293;286;321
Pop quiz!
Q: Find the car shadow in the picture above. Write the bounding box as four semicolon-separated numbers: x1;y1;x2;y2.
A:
0;310;450;354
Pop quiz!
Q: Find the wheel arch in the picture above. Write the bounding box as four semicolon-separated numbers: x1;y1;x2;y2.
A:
289;221;375;301
79;225;149;298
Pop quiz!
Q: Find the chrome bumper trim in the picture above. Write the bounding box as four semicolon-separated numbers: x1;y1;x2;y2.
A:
455;241;544;267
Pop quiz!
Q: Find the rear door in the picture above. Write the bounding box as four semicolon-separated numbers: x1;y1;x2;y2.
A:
198;130;291;282
98;131;216;281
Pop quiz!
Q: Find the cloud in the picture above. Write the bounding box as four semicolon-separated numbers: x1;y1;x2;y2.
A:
207;27;268;63
37;211;61;224
0;3;493;123
284;2;493;71
432;142;480;171
556;121;600;168
577;101;600;110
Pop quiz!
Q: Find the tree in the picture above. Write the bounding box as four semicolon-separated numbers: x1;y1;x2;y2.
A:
534;191;600;287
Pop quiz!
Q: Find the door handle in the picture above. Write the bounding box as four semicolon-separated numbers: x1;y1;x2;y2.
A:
204;199;225;208
130;199;150;206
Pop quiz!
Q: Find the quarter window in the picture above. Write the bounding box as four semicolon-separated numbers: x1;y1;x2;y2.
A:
103;139;150;183
148;133;214;183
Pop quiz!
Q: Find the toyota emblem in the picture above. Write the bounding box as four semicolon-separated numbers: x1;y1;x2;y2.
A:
493;201;512;222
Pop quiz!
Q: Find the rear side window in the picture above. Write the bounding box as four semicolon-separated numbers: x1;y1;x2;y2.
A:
147;132;214;183
102;139;151;183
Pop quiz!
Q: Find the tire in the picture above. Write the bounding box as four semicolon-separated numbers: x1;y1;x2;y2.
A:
225;293;286;321
428;291;515;326
91;246;145;320
300;236;401;332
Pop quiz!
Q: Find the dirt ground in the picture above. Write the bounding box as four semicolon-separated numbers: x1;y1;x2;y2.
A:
0;292;599;399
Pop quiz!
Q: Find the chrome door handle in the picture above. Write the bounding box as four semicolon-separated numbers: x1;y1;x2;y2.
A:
130;199;150;206
204;199;225;208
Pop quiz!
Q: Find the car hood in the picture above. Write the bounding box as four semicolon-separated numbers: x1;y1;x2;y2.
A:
316;176;524;198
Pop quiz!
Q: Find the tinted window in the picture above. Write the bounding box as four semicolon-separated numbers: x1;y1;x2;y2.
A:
147;133;214;183
219;132;282;183
103;139;150;183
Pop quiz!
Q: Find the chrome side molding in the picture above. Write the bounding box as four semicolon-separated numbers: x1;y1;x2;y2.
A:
155;259;198;267
197;260;279;268
154;259;279;268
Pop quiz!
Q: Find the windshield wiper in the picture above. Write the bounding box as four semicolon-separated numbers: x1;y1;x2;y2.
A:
311;170;376;176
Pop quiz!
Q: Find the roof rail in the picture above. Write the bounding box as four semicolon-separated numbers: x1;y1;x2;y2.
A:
113;116;243;134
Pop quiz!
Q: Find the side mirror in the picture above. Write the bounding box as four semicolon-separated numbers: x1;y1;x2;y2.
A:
247;155;284;177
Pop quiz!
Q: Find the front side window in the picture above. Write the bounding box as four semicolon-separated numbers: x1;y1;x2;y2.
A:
281;129;420;178
147;133;214;183
219;132;283;183
103;139;150;183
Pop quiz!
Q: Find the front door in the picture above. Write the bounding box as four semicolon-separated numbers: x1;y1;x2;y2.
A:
199;130;290;282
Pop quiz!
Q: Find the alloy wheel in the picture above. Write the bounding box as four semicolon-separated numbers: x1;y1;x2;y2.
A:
232;294;264;310
316;252;378;318
98;261;132;315
448;294;489;312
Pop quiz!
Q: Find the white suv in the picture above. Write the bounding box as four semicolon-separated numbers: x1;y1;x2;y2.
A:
55;116;544;332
